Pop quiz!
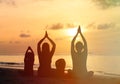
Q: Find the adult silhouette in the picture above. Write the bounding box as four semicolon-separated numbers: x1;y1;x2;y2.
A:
24;46;34;76
71;26;93;78
37;31;56;77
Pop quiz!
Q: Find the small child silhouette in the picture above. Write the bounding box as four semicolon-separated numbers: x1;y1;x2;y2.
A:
24;46;34;76
55;58;66;78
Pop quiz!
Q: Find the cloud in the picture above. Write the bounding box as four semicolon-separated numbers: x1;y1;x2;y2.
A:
86;22;96;29
48;23;64;30
66;23;76;28
48;23;76;30
19;33;30;38
86;22;116;30
92;0;120;9
97;23;115;30
0;0;16;6
0;0;53;7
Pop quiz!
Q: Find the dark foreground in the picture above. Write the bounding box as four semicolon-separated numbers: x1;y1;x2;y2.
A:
0;68;120;84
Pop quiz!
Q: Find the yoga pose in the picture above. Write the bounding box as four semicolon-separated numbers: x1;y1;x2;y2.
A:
37;31;56;77
71;26;93;78
24;46;34;76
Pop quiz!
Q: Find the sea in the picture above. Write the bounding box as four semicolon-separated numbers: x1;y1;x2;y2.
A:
0;54;120;77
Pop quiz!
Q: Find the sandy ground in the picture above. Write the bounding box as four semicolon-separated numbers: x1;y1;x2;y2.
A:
0;68;120;84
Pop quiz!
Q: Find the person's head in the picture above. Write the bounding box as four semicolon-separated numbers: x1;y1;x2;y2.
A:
27;52;32;55
75;41;83;52
42;42;50;53
55;59;66;72
26;51;34;59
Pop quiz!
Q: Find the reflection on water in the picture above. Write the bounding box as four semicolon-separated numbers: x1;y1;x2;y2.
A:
0;55;120;77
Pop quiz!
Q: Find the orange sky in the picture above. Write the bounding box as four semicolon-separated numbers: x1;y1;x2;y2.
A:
0;0;120;56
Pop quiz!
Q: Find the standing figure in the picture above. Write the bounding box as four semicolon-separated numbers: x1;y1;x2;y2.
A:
24;46;34;76
37;31;56;77
71;26;93;78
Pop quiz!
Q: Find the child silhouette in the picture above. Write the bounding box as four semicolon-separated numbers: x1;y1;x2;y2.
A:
24;46;34;76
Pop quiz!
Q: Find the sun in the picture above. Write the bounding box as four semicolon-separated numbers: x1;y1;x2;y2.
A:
66;27;87;36
67;28;77;36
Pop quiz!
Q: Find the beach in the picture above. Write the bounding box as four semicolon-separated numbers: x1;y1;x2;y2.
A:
0;68;120;84
1;0;120;83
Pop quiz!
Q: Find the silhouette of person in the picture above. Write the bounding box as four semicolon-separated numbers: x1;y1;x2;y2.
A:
37;31;56;77
55;58;66;78
24;46;34;76
71;26;93;78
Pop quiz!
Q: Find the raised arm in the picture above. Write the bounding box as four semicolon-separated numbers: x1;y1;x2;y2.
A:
37;37;45;56
25;46;32;61
79;26;88;54
45;31;56;55
29;46;34;56
47;37;56;56
25;47;29;61
25;47;29;56
71;29;78;54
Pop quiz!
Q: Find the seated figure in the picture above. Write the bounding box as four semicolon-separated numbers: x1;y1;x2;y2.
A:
71;26;93;78
55;58;66;78
24;46;34;76
37;31;56;77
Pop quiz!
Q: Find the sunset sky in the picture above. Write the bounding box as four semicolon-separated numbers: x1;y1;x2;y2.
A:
0;0;120;56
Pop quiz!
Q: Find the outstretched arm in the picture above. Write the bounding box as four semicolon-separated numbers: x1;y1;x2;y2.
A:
79;27;88;54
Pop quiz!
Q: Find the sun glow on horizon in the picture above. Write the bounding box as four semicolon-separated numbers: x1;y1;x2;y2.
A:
66;27;87;36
